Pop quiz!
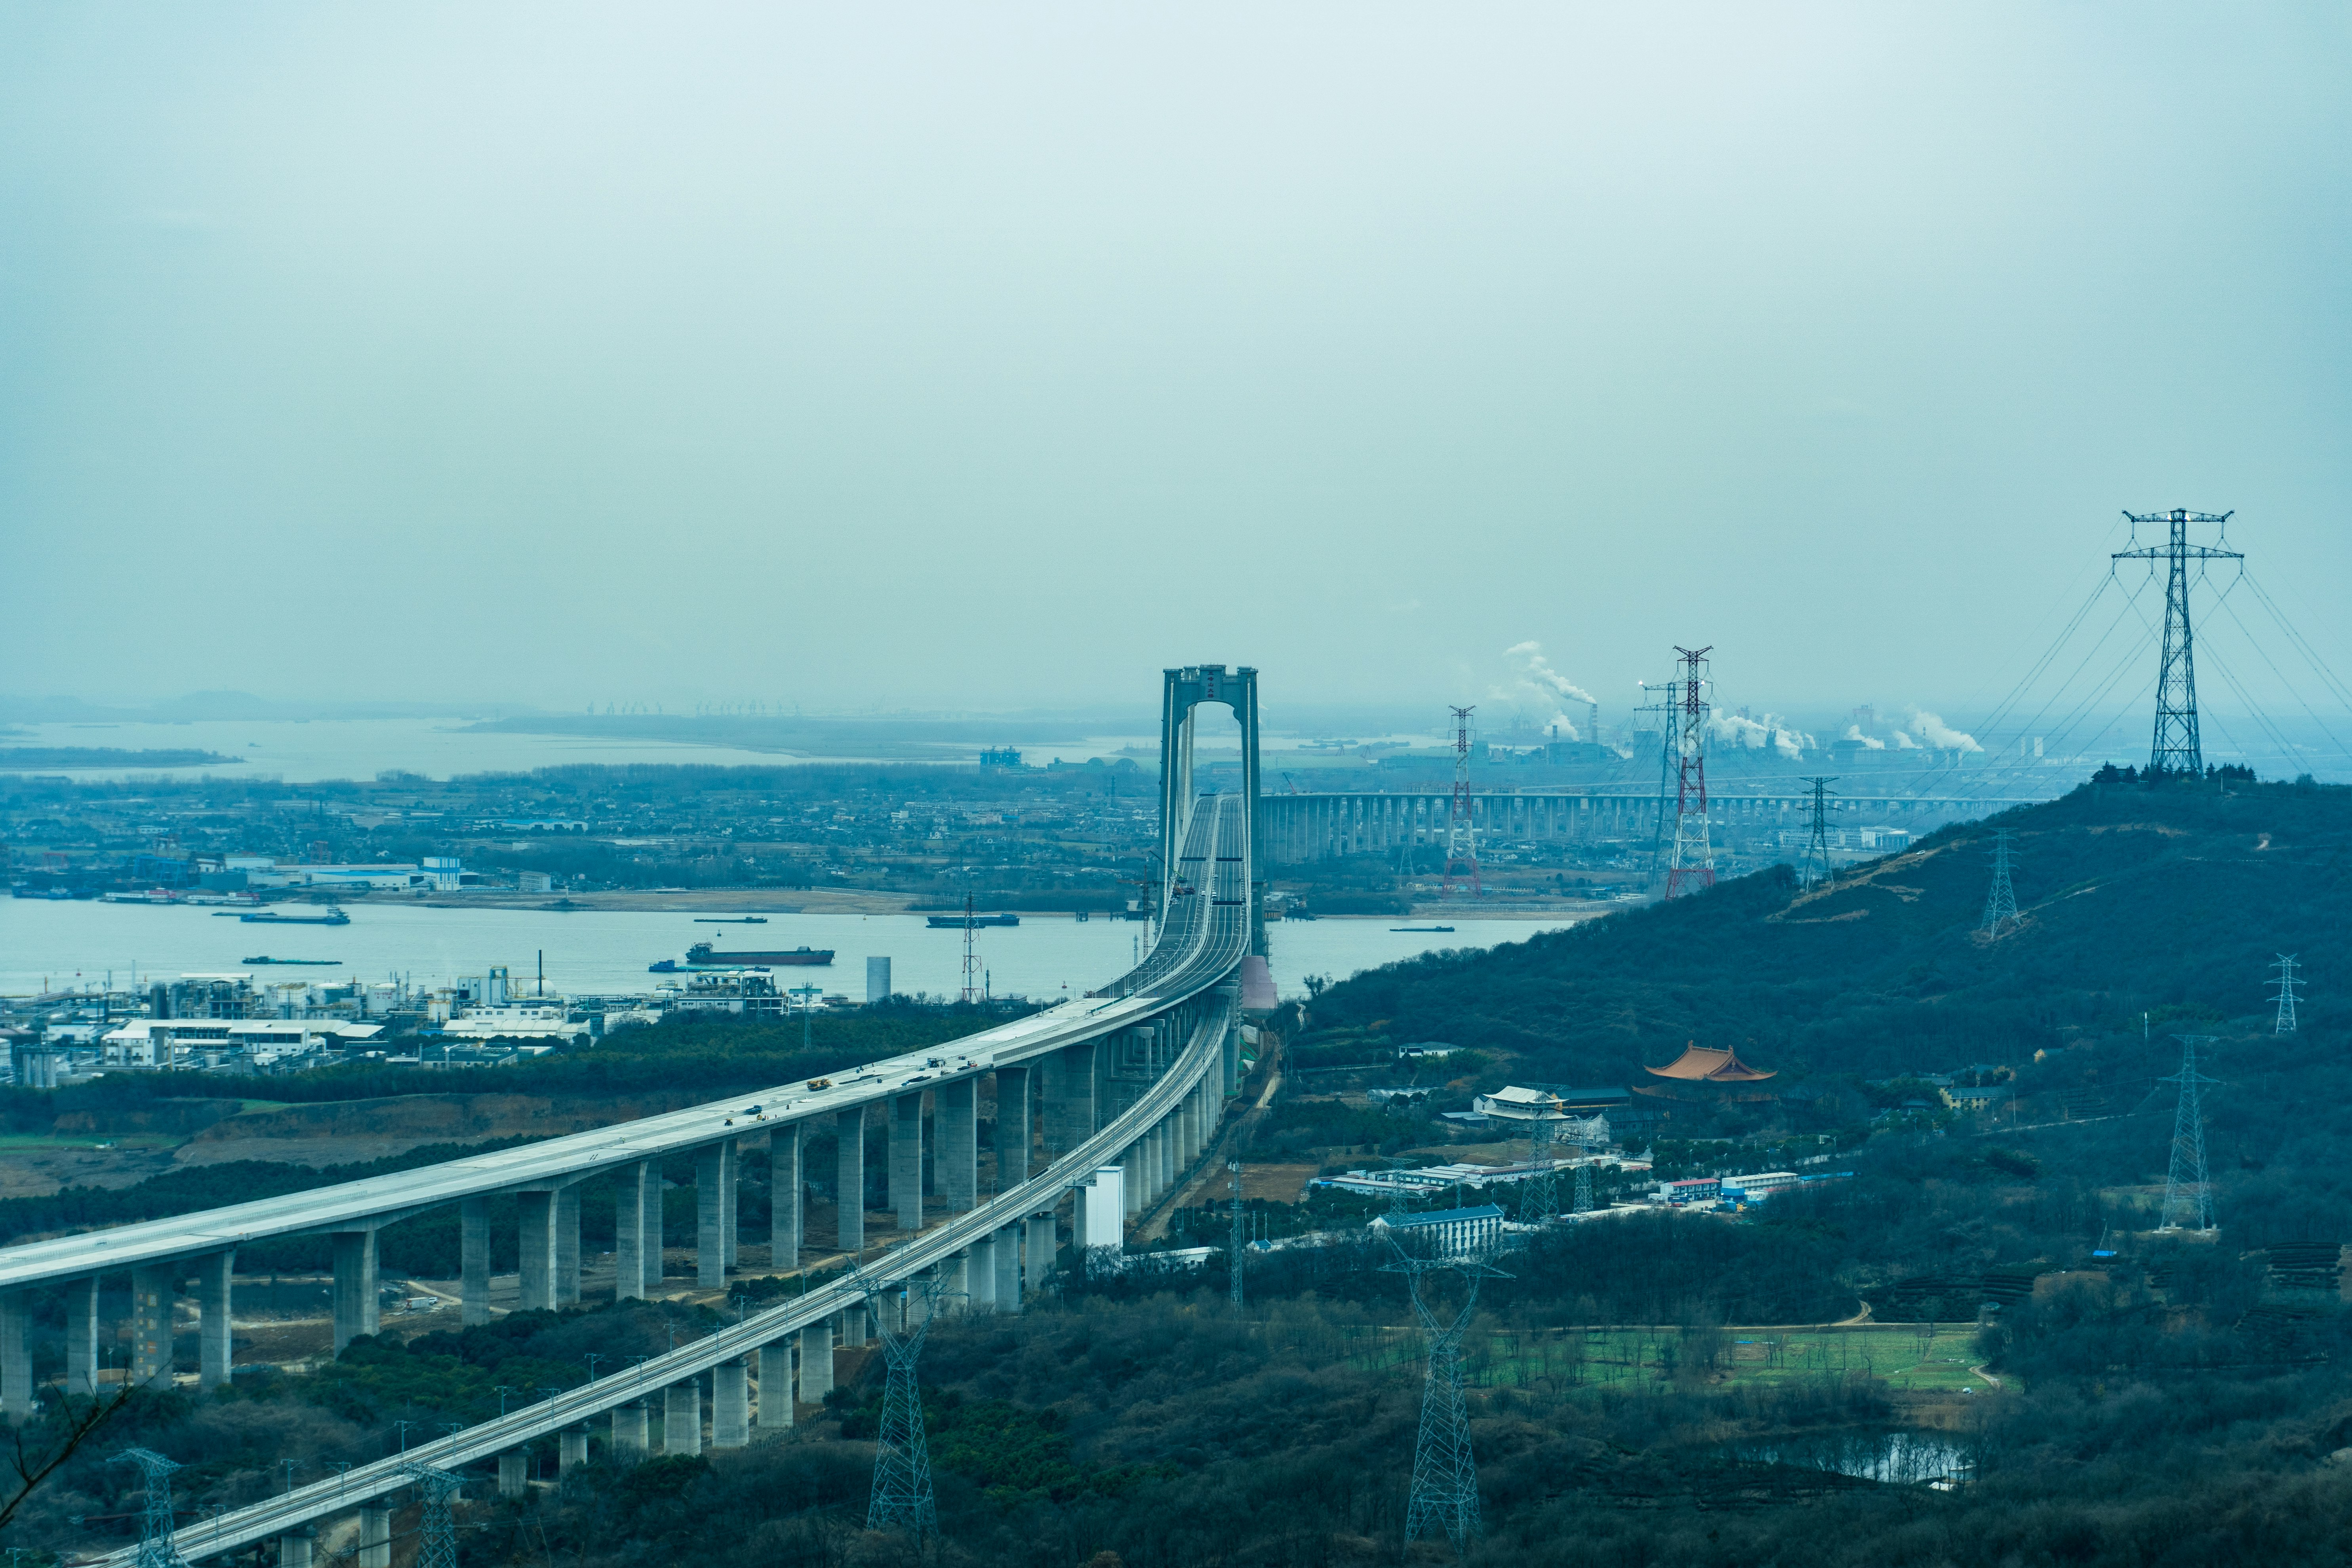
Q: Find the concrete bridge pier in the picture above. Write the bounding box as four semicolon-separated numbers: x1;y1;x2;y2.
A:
842;1300;869;1346
1027;1212;1057;1288
769;1125;801;1273
968;1237;996;1312
1120;1143;1143;1219
612;1163;652;1303
800;1318;833;1404
358;1504;392;1568
461;1196;491;1322
278;1526;316;1568
664;1379;702;1455
942;1251;970;1313
611;1400;648;1459
890;1093;925;1234
560;1425;590;1471
712;1359;749;1448
836;1107;866;1253
331;1229;380;1350
516;1193;556;1312
130;1265;170;1385
994;1224;1021;1311
1041;1043;1095;1156
556;1186;582;1306
0;1292;31;1419
695;1143;730;1288
63;1277;97;1397
720;1140;739;1273
194;1250;233;1391
994;1066;1031;1185
757;1342;793;1428
938;1078;977;1212
498;1450;528;1497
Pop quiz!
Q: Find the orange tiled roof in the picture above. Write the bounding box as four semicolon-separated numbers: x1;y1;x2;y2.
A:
1643;1042;1776;1083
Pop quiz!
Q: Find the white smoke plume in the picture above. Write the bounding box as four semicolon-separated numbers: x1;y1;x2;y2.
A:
1842;724;1885;751
1888;729;1916;749
1907;709;1981;752
1499;640;1597;741
1713;712;1814;759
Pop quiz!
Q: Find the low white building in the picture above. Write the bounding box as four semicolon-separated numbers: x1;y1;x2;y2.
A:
100;1017;383;1069
1369;1204;1505;1260
439;1002;590;1044
1473;1085;1569;1121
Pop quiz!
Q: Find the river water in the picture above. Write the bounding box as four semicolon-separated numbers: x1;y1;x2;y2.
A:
1;899;1574;1007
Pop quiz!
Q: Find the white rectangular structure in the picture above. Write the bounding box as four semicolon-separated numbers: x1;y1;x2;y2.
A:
1078;1165;1125;1250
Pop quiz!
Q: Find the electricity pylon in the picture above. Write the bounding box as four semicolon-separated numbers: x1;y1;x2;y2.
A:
865;1273;944;1538
2158;1035;2220;1233
1518;1117;1559;1223
1981;829;2019;937
1382;1232;1508;1555
1441;707;1481;897
2114;509;2240;778
1228;1159;1246;1312
1664;647;1715;899
1798;775;1837;890
403;1463;462;1568
1572;1117;1602;1215
108;1449;190;1568
2271;954;2302;1034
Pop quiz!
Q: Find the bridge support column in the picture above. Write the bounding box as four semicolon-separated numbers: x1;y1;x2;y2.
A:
198;1249;233;1391
0;1292;31;1419
696;1145;728;1288
938;1078;977;1212
560;1425;590;1472
130;1264;170;1385
969;1236;996;1311
611;1400;648;1460
994;1224;1021;1311
665;1379;701;1455
1156;1118;1175;1197
1121;1142;1143;1219
769;1124;801;1273
994;1066;1031;1186
800;1318;833;1404
842;1300;868;1345
943;1250;970;1313
279;1527;317;1568
498;1450;528;1498
1040;1044;1094;1156
720;1139;740;1271
516;1193;556;1313
461;1196;492;1322
63;1277;97;1397
836;1107;866;1253
890;1092;924;1233
712;1360;750;1448
758;1342;794;1428
613;1163;651;1303
1028;1211;1057;1286
358;1504;392;1568
332;1230;379;1351
556;1185;582;1306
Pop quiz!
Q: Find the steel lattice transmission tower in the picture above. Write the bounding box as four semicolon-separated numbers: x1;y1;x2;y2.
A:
865;1275;943;1538
1572;1117;1601;1215
1382;1235;1508;1555
1664;647;1715;899
2113;509;2240;779
108;1449;190;1568
1441;706;1481;898
2158;1035;2221;1233
1228;1159;1247;1312
2271;954;2302;1035
1518;1116;1559;1223
1798;775;1837;890
403;1463;463;1568
958;892;981;1005
1981;829;2020;937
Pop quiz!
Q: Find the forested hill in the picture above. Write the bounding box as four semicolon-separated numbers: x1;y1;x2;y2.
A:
1305;777;2352;1086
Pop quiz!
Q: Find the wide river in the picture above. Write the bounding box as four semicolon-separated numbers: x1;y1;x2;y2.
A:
2;899;1573;1009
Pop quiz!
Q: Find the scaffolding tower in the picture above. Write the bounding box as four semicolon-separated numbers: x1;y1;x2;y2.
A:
2113;509;2240;778
2158;1035;2220;1233
1664;647;1714;899
108;1449;190;1568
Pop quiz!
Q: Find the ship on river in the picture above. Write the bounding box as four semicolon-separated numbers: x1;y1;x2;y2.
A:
649;941;834;973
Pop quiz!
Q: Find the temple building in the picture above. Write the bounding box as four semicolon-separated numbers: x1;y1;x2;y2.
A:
1630;1042;1780;1106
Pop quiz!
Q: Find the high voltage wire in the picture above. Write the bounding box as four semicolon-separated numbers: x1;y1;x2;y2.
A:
2212;589;2352;768
2244;570;2352;713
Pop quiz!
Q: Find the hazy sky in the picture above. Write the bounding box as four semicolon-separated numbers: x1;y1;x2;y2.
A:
5;4;2348;727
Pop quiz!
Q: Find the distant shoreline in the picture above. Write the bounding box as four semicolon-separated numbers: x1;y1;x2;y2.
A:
0;747;242;770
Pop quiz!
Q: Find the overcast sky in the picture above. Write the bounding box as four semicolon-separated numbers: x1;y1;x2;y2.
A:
4;4;2347;730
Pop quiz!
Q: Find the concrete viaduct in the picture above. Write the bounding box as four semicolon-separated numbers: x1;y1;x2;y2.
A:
2;666;1267;1568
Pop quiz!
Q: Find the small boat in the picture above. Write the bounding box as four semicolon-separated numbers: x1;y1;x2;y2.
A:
1391;925;1455;933
242;956;343;966
239;905;351;926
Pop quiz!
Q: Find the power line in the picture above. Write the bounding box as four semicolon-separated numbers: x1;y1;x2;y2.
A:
1981;829;2019;938
865;1273;944;1538
2271;955;2302;1035
2113;509;2240;778
2158;1035;2220;1234
1664;646;1714;899
1382;1235;1508;1555
1441;706;1481;899
1798;776;1837;891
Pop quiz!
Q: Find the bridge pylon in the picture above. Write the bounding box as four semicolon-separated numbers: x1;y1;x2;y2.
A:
1159;665;1262;953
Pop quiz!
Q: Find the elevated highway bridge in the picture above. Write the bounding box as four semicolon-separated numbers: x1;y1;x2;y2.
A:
1;667;1268;1567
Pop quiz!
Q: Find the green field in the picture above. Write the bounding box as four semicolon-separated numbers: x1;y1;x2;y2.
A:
1343;1325;1992;1394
